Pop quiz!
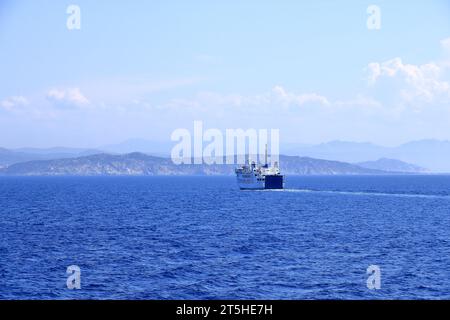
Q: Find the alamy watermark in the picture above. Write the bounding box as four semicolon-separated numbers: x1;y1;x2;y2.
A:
366;265;381;290
66;265;81;289
170;121;280;165
66;5;81;30
367;5;381;30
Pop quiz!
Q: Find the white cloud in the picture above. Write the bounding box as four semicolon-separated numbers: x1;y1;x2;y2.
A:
441;37;450;54
366;37;450;105
367;57;450;103
367;62;381;85
0;96;29;111
161;86;329;114
271;86;330;106
335;95;382;109
47;88;90;107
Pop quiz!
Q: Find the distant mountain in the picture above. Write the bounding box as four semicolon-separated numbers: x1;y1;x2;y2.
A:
356;158;427;173
101;139;171;156
14;147;103;156
2;138;449;172
281;156;385;175
0;153;395;176
0;147;103;167
393;140;450;172
283;140;387;163
0;148;38;168
0;153;226;176
285;139;450;172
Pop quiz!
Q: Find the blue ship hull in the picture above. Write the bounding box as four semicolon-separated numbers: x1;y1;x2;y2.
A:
264;175;284;189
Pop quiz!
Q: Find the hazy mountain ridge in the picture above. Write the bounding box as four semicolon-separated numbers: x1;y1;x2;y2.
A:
1;138;445;173
0;152;422;176
6;138;441;171
280;156;386;175
0;147;103;167
0;153;227;176
100;139;170;157
283;139;450;172
357;158;428;173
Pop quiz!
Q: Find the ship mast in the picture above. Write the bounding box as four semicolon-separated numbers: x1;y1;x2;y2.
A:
265;143;268;166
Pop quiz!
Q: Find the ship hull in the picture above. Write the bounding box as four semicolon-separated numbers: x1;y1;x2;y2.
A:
236;172;284;190
264;175;284;189
236;172;265;190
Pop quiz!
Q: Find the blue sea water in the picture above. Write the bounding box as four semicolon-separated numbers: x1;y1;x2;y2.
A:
1;175;450;300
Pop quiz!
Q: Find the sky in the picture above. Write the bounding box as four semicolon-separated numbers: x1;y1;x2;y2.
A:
0;0;450;148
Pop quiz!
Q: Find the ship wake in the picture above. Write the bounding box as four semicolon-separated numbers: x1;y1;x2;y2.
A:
261;188;450;199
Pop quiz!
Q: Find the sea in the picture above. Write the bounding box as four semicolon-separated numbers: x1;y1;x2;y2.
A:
1;175;450;300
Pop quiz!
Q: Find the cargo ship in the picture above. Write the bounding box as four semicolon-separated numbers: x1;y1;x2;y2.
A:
235;145;284;190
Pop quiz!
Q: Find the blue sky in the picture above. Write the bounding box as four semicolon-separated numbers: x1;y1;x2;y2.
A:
1;0;450;148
